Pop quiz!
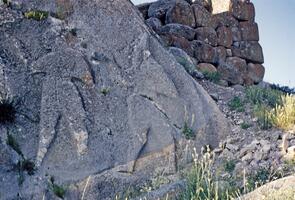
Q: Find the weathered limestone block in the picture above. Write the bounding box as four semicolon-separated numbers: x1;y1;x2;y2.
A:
192;3;211;27
230;0;255;21
161;34;195;56
218;57;247;85
166;0;196;27
232;41;264;63
192;40;217;63
246;63;265;84
239;21;259;41
146;17;162;32
209;12;239;29
159;23;196;40
195;27;218;46
197;63;217;73
148;0;176;19
217;26;233;48
231;26;242;42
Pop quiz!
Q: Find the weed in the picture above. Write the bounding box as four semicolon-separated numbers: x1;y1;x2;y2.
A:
24;10;49;21
203;71;221;84
180;148;240;200
182;122;194;139
6;133;23;157
228;96;244;112
50;177;66;199
17;159;36;175
246;167;270;191
223;159;236;173
240;122;251;130
100;88;110;96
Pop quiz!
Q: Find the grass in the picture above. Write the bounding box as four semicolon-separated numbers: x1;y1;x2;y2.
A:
245;86;295;131
203;71;221;84
50;177;66;199
182;122;195;139
180;148;240;200
228;96;244;112
24;10;49;21
269;94;295;132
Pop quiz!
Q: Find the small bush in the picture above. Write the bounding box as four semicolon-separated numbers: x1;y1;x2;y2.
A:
50;177;66;199
240;122;251;130
17;159;36;176
223;159;236;173
100;88;110;96
228;96;244;112
203;71;221;84
254;105;273;130
182;122;194;139
24;10;49;21
246;167;270;191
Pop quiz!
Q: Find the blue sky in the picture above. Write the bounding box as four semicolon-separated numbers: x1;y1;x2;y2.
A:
132;0;295;87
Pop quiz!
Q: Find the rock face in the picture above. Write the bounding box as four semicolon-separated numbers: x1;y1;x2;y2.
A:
0;1;229;199
139;0;265;86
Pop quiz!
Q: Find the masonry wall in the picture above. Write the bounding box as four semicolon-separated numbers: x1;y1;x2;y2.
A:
137;0;265;86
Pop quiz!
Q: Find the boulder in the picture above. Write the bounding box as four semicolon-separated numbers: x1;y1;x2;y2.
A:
137;3;151;19
195;27;218;46
168;47;204;78
239;21;259;41
146;17;162;32
218;57;247;85
230;26;242;42
148;0;176;19
192;40;217;63
211;0;231;14
196;63;217;73
192;0;212;12
161;34;195;56
232;41;264;64
246;63;265;84
209;12;239;29
165;0;196;27
159;23;196;40
192;3;211;27
214;46;227;64
0;1;229;199
217;26;233;48
230;0;255;21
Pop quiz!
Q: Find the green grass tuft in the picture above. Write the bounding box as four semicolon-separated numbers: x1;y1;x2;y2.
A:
182;122;194;139
228;96;245;112
24;10;49;21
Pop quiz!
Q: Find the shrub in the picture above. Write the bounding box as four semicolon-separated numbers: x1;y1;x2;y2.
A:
223;159;236;173
182;122;194;139
100;88;110;96
254;104;273;130
228;96;244;112
50;177;66;199
24;10;49;21
203;71;221;84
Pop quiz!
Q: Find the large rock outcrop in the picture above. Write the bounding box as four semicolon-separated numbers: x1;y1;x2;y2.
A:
0;0;229;199
139;0;265;86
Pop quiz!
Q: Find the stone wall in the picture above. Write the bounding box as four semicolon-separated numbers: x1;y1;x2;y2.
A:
137;0;265;86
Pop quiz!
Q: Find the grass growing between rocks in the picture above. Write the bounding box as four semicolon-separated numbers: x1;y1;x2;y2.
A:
24;10;49;21
50;177;66;199
180;148;240;200
203;71;221;84
182;122;195;139
246;86;295;132
228;96;245;112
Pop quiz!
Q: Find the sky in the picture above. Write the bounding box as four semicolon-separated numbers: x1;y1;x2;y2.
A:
132;0;295;87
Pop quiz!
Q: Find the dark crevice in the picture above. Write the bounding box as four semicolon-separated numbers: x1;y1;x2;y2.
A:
70;78;87;113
